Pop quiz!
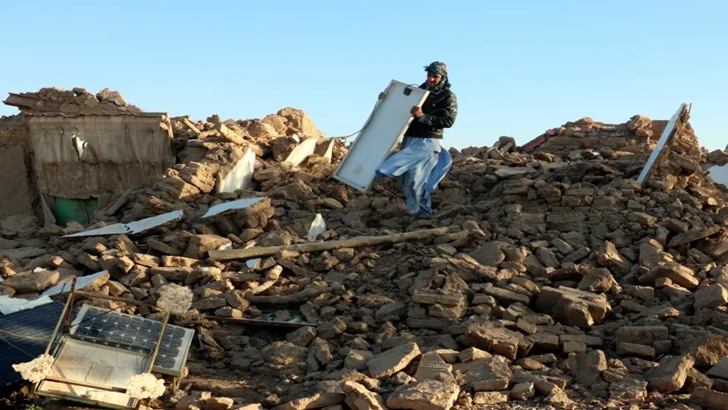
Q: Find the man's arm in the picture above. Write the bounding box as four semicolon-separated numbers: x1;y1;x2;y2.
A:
419;92;458;129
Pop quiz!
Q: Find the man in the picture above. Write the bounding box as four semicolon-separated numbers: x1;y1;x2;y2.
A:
376;61;458;219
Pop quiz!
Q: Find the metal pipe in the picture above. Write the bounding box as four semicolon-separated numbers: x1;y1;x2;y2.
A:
44;278;77;355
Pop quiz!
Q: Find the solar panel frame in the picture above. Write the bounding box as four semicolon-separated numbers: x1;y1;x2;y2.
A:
69;305;194;377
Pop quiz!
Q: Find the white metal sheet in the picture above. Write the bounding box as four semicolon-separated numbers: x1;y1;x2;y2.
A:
637;103;687;184
122;210;184;234
219;149;256;193
41;270;110;297
63;210;184;238
308;213;326;238
202;197;265;218
0;295;53;315
333;80;429;192
64;223;129;237
316;139;335;161
284;137;318;166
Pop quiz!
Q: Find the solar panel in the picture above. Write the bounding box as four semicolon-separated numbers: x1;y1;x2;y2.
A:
69;305;194;376
36;337;143;410
0;301;68;386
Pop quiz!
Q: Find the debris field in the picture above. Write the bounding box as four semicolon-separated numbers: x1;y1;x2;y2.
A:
1;87;728;410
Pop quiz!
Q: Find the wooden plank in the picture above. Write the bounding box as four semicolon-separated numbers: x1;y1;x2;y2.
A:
182;117;202;135
37;380;137;410
205;316;314;328
43;375;127;393
209;226;456;261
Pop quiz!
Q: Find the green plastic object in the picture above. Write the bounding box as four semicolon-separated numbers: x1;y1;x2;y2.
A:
53;197;99;227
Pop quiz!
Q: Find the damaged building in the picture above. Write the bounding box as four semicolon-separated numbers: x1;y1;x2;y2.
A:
1;88;728;410
2;88;175;226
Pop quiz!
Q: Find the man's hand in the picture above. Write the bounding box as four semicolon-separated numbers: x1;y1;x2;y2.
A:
411;106;424;118
378;92;385;100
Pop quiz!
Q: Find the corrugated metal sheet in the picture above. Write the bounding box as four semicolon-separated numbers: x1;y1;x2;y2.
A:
0;302;67;386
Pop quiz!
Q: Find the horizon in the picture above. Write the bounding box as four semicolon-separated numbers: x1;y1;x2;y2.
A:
1;1;727;152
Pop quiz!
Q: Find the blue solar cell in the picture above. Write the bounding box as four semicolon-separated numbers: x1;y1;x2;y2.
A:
156;357;175;368
0;302;68;386
73;306;190;372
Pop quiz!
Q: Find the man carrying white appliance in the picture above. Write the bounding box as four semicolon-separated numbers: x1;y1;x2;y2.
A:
375;61;459;220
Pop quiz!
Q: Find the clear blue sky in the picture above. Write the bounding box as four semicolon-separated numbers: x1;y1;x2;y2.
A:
1;1;726;151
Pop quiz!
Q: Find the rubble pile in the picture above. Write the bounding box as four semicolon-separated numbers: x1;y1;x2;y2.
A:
459;115;664;163
535;115;665;156
103;108;346;223
5;86;143;115
2;98;728;410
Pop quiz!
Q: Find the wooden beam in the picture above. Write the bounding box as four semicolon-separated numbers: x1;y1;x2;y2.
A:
208;226;457;261
205;316;313;328
182;117;201;135
43;375;128;393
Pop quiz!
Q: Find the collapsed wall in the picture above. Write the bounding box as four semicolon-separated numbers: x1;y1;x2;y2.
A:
103;107;345;224
0;115;37;220
532;115;666;155
0;87;150;223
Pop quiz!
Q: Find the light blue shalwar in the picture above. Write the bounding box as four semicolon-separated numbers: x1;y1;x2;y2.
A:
375;136;452;219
